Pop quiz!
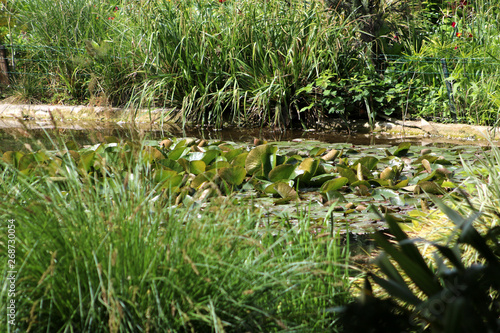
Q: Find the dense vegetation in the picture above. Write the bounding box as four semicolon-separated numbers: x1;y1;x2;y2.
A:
1;129;499;331
1;0;500;127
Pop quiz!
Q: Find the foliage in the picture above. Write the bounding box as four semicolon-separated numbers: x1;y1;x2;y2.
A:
0;136;353;332
337;199;500;332
3;0;500;127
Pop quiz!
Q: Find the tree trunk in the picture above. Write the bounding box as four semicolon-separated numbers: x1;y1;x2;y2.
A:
0;44;10;86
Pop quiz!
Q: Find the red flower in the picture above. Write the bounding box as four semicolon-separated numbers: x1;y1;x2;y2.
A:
456;32;462;37
451;22;456;28
108;17;115;20
454;46;458;50
114;6;119;11
218;0;226;3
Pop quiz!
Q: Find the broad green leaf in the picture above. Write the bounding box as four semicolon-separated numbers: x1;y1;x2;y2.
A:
168;146;190;160
337;165;357;184
269;164;297;182
218;166;246;186
191;171;217;189
245;144;277;176
190;160;206;175
207;160;231;171
353;156;379;170
231;152;248;167
297;157;319;184
393;142;411;157
274;181;298;200
321;177;348;193
310;147;327;157
79;151;95;171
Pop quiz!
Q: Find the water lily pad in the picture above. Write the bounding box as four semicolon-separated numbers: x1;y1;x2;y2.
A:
337;165;358;184
79;151;95;172
310;147;327;157
414;181;446;195
190;160;206;175
274;181;298;200
268;164;297;182
245;144;278;176
393;142;411;157
321;149;340;161
191;171;217;189
353;156;379;170
297;157;320;184
218;166;246;186
320;177;349;193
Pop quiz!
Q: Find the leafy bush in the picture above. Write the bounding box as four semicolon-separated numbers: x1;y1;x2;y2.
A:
337;202;500;332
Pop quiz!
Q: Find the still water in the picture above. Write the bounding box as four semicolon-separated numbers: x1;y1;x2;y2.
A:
0;119;476;152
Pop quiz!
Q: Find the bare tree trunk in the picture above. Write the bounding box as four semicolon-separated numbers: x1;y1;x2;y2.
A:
0;44;10;86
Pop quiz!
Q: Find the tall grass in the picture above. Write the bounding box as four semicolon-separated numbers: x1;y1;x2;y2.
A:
0;138;352;332
9;0;358;127
7;0;500;126
130;0;354;127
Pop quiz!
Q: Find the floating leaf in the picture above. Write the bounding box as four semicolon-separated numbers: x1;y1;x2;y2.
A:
393;142;411;157
79;151;95;172
297;157;319;184
415;181;446;195
269;164;297;182
421;159;432;173
321;149;340;161
310;147;327;157
190;160;206;175
168;146;190;160
218;166;246;186
380;166;396;180
191;171;217;189
337;165;358;184
354;156;379;170
274;181;298;200
320;177;348;193
207;160;231;171
245;144;277;176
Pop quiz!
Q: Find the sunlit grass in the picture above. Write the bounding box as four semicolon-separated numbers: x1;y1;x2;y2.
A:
0;139;353;332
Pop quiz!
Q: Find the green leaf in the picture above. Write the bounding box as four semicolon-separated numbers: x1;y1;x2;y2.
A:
353;156;379;170
245;144;277;176
320;177;349;193
393;142;411;157
268;164;297;182
369;273;422;306
189;160;206;175
337;165;358;184
218;166;246;186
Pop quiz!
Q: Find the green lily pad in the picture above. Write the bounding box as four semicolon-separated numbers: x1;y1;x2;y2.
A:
393;142;411;157
269;164;297;182
190;160;206;175
218;166;246;186
320;177;349;193
337;165;358;184
245;144;278;176
353;156;379;171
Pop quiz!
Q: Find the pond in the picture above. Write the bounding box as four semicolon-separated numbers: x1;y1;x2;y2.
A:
0;119;490;239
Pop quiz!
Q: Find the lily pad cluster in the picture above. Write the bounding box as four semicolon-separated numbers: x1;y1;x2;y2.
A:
1;137;476;232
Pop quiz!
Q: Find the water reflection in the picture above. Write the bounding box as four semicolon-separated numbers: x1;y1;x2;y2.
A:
0;119;491;152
